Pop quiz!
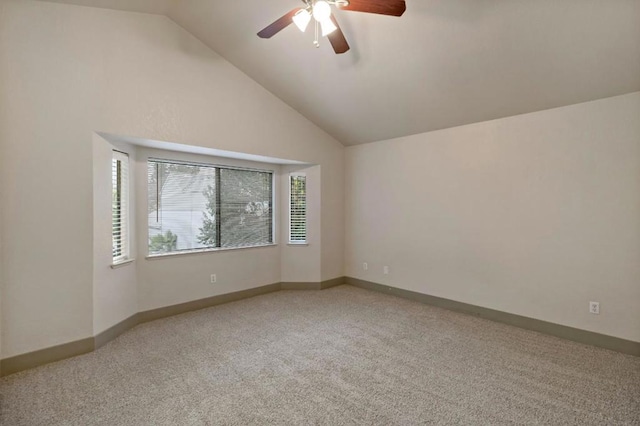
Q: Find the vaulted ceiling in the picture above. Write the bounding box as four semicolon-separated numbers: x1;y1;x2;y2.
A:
40;0;640;145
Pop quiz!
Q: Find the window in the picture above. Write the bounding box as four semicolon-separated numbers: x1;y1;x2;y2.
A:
289;174;307;243
147;159;273;255
112;151;130;263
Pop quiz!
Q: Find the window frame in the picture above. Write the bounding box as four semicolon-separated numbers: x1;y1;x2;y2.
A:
146;158;276;258
288;173;307;244
112;150;130;264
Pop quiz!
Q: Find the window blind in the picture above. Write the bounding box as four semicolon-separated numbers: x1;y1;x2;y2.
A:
220;168;273;248
289;174;307;243
112;151;129;262
148;159;273;255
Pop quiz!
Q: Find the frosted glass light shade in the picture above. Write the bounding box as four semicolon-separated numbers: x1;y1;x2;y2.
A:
313;1;331;22
292;9;311;32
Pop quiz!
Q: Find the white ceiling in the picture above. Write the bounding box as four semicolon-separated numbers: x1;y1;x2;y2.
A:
41;0;640;145
40;0;173;15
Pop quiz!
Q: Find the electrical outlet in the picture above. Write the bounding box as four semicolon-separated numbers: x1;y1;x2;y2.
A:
210;274;217;284
589;301;600;315
383;266;389;275
363;262;368;271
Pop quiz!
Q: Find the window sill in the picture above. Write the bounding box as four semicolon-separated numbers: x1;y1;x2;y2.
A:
287;242;308;246
145;243;277;260
111;258;135;269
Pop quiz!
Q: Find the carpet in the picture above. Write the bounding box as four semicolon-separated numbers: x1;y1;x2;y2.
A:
1;285;638;425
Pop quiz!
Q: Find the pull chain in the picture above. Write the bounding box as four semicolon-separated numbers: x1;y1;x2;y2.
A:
313;19;320;47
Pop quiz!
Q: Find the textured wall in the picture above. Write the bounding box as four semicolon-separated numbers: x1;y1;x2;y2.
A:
346;93;640;342
0;0;344;358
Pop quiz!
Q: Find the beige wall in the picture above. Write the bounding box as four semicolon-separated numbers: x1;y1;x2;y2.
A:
1;0;636;362
0;0;344;358
133;147;284;313
280;165;322;283
92;136;139;335
91;137;323;334
346;92;640;342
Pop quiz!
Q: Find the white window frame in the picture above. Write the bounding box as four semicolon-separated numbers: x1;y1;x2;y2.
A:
112;150;130;264
288;173;307;244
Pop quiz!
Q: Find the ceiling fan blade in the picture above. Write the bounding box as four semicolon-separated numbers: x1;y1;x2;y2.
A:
338;0;406;16
257;8;301;38
328;15;350;54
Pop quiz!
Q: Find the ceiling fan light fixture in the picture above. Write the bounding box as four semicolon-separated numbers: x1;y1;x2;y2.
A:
320;18;337;36
259;0;407;54
292;9;311;32
312;1;332;22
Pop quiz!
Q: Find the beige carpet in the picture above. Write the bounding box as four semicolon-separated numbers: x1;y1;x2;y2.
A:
1;285;639;425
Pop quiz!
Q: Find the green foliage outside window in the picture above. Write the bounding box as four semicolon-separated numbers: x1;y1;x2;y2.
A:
149;230;178;253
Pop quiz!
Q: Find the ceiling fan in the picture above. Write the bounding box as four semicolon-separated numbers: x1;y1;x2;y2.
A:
257;0;406;54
